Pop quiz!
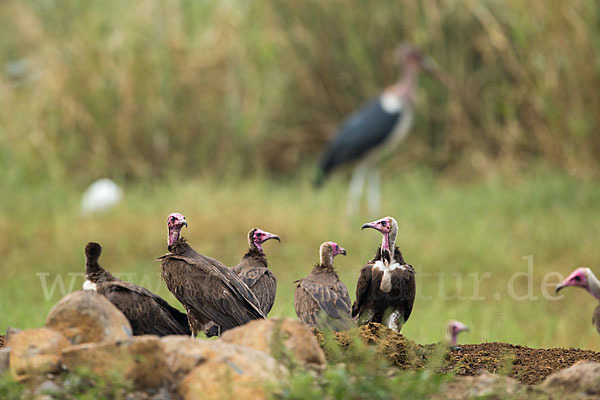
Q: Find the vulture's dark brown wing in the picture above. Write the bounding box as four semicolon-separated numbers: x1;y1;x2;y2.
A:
389;264;416;323
299;280;351;319
97;281;190;336
235;266;276;315
161;255;265;332
294;282;319;327
352;264;373;317
334;280;352;311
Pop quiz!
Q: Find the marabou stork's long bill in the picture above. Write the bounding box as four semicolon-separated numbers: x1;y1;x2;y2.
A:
315;44;446;216
556;268;600;334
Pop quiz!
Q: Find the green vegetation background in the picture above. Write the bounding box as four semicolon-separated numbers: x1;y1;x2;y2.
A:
1;0;599;351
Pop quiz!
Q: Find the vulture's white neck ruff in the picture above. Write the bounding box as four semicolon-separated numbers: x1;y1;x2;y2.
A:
374;260;407;292
82;280;97;291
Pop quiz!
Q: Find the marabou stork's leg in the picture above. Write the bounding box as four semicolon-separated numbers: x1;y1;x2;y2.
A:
367;167;381;217
347;165;368;216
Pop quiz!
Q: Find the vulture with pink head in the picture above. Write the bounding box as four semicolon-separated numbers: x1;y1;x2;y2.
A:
232;228;280;315
294;241;353;331
556;267;600;334
447;320;469;349
159;213;265;337
83;242;190;336
352;216;416;332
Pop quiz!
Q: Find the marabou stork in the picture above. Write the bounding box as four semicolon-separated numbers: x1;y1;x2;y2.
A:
315;44;445;216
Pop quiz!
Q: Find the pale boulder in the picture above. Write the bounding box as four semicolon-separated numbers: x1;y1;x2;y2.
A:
61;335;166;389
541;361;600;396
221;318;326;368
8;328;70;380
178;341;286;400
45;290;132;344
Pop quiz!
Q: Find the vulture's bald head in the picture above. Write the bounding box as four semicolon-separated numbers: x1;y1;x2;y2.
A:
167;212;187;247
556;267;595;294
319;241;346;268
361;216;398;253
248;228;280;252
447;320;469;346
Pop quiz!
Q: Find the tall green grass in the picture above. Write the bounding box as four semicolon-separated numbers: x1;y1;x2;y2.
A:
1;0;600;183
1;170;599;351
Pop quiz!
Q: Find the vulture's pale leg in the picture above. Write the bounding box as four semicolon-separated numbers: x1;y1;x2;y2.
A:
388;310;404;332
367;168;381;217
347;165;368;216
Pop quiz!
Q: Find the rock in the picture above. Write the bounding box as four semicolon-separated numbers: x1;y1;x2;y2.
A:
179;341;286;400
161;336;287;396
6;327;22;340
221;318;326;368
61;335;166;390
435;371;544;400
0;348;10;375
45;290;132;344
161;336;208;383
35;380;62;396
541;361;600;396
8;328;70;380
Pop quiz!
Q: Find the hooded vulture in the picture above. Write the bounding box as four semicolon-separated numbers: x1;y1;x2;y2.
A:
159;213;266;337
556;267;600;334
352;216;416;332
294;241;353;331
232;228;280;315
83;242;191;336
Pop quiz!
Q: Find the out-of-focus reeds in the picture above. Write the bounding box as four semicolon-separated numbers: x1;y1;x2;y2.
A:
1;0;599;183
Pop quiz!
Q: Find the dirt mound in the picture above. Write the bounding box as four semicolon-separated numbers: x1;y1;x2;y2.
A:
0;335;5;348
313;323;600;385
441;342;600;385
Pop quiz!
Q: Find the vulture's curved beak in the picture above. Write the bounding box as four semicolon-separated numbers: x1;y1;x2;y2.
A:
361;222;376;231
555;283;565;293
183;220;188;227
268;234;281;243
340;248;347;256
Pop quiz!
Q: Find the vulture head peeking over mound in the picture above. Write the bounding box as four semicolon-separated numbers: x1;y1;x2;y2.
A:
556;267;600;334
447;320;469;348
352;216;416;332
294;241;353;331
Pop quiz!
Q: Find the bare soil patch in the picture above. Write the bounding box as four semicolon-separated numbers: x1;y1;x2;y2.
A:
314;323;600;385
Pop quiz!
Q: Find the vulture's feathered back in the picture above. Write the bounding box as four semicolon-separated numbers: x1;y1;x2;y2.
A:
159;213;266;337
294;241;353;331
83;242;190;336
352;216;416;332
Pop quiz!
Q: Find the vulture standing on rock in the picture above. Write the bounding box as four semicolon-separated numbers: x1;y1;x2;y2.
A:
232;228;280;315
352;216;416;332
83;242;191;336
159;213;266;337
294;241;353;331
556;267;600;334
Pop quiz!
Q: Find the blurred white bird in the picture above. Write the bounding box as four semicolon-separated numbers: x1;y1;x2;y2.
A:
80;178;123;216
